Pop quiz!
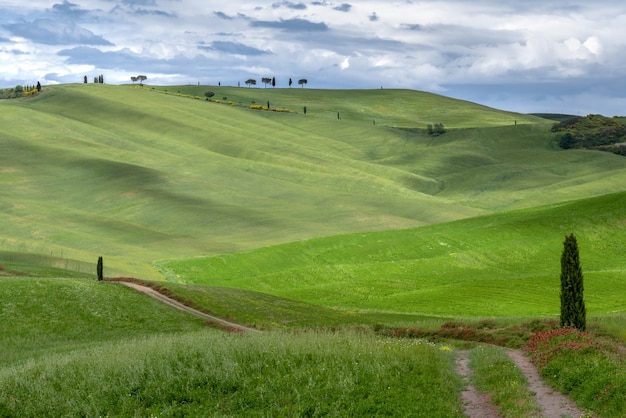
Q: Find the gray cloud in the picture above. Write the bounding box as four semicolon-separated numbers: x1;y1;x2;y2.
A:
121;0;157;5
51;1;90;18
4;19;113;46
334;4;352;12
368;12;378;22
272;1;307;10
214;11;235;20
58;46;141;67
250;18;328;31
131;8;176;17
199;41;271;56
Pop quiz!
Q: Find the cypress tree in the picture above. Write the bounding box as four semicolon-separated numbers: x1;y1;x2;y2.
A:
560;233;586;330
97;256;103;281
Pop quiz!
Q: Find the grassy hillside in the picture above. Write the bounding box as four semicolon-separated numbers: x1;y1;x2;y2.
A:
0;276;463;416
163;192;626;318
161;85;545;127
1;84;626;279
2;84;625;418
0;278;205;365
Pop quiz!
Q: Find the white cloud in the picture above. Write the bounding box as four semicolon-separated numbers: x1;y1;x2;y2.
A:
340;56;350;70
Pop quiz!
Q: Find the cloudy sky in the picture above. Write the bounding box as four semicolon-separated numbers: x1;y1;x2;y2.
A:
1;0;625;115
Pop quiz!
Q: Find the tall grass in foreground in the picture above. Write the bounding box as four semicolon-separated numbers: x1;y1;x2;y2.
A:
0;330;463;417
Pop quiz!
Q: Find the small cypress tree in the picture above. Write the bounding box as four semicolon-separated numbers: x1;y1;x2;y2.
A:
97;256;103;281
559;233;586;330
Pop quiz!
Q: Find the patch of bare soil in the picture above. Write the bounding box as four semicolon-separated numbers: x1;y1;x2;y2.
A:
455;350;502;418
119;281;260;333
506;349;588;418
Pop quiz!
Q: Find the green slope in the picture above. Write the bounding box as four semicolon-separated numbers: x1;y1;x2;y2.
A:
1;84;625;279
163;192;626;317
0;278;205;365
162;85;546;127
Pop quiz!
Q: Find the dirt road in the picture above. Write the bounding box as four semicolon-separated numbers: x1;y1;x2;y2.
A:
119;281;260;333
455;348;588;418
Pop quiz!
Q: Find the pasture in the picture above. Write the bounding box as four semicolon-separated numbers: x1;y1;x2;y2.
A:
2;84;626;279
1;83;625;416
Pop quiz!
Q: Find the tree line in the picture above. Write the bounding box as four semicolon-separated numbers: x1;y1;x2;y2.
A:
0;82;41;99
554;114;626;155
85;75;105;84
244;77;308;88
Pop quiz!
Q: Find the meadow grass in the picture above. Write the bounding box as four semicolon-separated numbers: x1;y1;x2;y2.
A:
0;330;464;417
0;277;205;365
470;346;542;417
589;313;626;341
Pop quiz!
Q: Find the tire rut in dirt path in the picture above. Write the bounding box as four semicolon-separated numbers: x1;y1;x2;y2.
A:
506;349;588;418
455;350;502;418
119;281;261;333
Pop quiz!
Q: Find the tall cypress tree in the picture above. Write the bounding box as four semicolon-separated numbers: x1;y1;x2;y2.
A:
97;256;103;281
560;233;586;330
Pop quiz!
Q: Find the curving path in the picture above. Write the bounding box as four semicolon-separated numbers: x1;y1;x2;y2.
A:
506;349;587;418
119;281;261;333
455;348;588;418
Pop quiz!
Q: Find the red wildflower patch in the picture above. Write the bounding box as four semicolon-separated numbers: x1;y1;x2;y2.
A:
523;328;605;369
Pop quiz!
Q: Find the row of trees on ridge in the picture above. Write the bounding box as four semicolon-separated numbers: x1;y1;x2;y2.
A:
85;75;105;84
244;78;308;88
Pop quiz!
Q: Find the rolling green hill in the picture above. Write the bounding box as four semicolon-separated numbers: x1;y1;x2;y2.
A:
2;84;625;279
1;83;625;418
163;192;626;317
160;85;545;127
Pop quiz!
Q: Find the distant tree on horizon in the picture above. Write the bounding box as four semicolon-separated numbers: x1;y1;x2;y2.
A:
245;79;257;88
137;75;147;86
36;81;41;92
272;77;276;87
298;78;308;88
289;78;293;88
262;77;271;88
84;75;88;84
131;76;138;84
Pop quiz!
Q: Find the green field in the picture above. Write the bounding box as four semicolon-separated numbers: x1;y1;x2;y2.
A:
1;84;625;416
2;84;625;280
162;192;626;318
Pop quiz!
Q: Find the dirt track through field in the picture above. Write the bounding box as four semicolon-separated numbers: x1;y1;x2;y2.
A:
455;350;502;418
455;348;588;418
506;349;587;418
119;281;260;333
